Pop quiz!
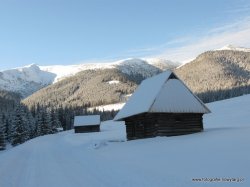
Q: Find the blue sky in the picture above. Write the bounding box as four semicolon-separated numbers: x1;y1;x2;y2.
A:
0;0;250;70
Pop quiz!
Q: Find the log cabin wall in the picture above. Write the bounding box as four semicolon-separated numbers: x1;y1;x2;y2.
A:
125;113;157;140
74;125;100;133
155;113;203;136
125;113;203;140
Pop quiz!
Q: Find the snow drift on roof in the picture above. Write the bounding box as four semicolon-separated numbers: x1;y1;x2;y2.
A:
150;79;209;113
74;115;100;127
114;71;210;120
114;71;172;120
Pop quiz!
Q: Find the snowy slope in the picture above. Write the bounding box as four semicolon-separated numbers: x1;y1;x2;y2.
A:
0;94;249;187
0;58;176;97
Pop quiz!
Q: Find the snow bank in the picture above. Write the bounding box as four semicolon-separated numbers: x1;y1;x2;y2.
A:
88;103;125;112
107;80;120;84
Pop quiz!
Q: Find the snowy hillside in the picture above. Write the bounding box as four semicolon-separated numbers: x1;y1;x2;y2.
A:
0;94;249;187
0;58;177;97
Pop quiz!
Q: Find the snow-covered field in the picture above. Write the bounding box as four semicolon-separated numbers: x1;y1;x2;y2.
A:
88;102;125;112
0;95;250;187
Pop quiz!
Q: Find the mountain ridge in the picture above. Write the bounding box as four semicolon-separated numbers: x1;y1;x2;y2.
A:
0;58;178;97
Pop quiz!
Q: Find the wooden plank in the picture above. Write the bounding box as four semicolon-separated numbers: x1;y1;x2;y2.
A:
125;112;204;140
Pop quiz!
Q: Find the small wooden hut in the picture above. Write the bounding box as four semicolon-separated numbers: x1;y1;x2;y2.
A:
114;71;211;140
74;115;100;133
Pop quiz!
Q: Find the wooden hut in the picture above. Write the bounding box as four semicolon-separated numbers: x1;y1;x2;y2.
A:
114;71;211;140
74;115;100;133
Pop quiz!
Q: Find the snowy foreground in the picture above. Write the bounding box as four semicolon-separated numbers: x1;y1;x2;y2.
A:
0;95;250;187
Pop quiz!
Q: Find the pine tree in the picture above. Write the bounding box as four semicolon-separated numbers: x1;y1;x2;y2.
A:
5;113;12;142
0;114;6;150
50;108;62;133
35;110;42;137
41;109;52;135
24;106;36;139
11;104;28;146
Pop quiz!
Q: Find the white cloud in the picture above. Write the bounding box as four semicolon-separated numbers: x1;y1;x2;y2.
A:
77;16;250;65
148;17;250;63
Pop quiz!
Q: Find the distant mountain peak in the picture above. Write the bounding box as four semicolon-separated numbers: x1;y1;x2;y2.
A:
216;45;250;52
25;63;39;68
21;63;41;73
116;58;145;64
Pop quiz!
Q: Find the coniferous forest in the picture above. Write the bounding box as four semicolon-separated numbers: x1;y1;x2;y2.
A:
0;90;117;149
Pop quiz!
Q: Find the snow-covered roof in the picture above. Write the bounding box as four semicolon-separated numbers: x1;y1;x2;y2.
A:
74;115;100;127
114;71;211;121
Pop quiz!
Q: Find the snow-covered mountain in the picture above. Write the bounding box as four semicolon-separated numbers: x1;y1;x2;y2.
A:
0;64;56;97
215;44;250;52
0;58;179;97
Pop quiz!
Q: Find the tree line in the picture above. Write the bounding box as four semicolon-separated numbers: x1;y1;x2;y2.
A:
0;101;117;150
